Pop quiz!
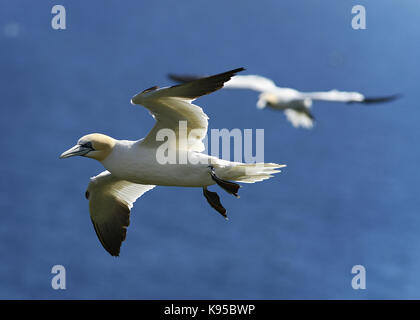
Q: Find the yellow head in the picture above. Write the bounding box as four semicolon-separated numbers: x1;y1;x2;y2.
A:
59;133;116;162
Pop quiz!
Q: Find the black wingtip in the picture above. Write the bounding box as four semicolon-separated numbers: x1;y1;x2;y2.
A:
232;67;246;73
226;67;246;76
167;67;245;99
168;68;245;84
196;67;245;81
359;93;402;104
168;74;203;83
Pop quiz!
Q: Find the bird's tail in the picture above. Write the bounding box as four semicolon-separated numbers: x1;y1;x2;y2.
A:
222;163;286;183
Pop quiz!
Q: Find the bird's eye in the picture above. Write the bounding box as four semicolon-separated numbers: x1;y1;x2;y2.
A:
80;142;93;149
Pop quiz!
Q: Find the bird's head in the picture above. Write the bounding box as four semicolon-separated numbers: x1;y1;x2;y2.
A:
59;133;116;161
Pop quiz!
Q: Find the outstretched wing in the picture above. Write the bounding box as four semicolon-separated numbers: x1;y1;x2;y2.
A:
302;90;365;102
132;68;244;152
86;171;155;256
302;90;400;104
169;73;277;93
222;75;278;92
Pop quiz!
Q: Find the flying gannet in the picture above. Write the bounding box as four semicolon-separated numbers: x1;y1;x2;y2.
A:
168;73;400;129
60;68;285;256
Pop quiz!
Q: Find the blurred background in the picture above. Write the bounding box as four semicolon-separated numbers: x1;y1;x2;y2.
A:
0;0;419;299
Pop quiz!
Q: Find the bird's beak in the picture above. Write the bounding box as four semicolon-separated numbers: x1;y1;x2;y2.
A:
131;93;141;105
59;145;92;159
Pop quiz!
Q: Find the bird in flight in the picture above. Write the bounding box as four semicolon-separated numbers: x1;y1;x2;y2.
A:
168;73;400;129
60;68;285;256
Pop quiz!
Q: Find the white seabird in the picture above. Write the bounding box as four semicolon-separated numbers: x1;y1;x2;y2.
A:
168;73;400;129
60;68;285;256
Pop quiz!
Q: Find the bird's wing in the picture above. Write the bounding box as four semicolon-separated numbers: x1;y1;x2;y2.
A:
301;90;400;104
222;75;278;92
168;73;277;93
132;68;244;152
167;73;206;83
86;170;155;256
352;94;401;104
284;108;314;129
301;90;365;102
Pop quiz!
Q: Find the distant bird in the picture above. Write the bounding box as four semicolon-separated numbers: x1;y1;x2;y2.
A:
168;74;400;129
60;68;285;256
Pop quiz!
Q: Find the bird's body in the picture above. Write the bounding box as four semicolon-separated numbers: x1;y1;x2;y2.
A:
101;139;257;187
169;74;399;129
60;68;285;256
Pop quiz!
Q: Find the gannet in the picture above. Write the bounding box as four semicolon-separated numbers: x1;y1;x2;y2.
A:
168;73;400;129
60;68;285;256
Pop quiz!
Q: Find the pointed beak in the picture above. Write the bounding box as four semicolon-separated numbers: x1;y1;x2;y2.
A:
59;144;92;159
131;93;141;105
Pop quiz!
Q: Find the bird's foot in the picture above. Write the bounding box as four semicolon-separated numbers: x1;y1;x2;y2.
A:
208;166;240;198
203;187;228;220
